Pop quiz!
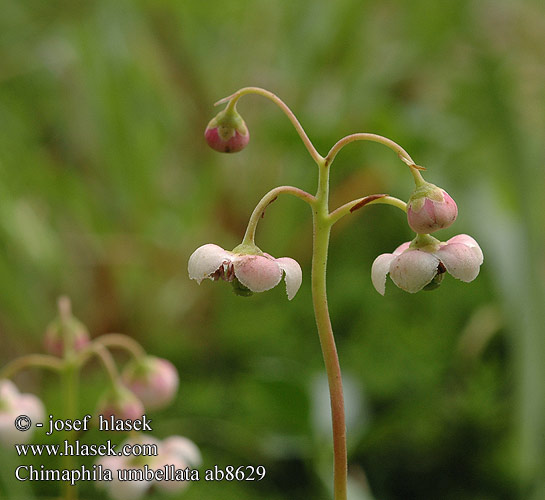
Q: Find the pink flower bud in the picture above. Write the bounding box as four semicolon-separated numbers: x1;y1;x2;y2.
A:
43;316;90;357
97;386;144;421
204;107;249;153
122;357;179;410
407;183;458;234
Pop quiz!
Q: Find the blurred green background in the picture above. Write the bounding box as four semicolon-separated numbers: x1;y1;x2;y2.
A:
1;0;545;499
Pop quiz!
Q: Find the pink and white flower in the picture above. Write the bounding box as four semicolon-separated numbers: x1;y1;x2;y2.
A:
0;379;45;447
96;434;200;499
154;436;202;493
96;435;162;500
96;455;150;500
160;435;201;468
371;234;483;295
188;244;302;300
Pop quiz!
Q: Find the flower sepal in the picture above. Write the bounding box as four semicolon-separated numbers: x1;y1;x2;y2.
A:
231;242;263;256
409;233;441;252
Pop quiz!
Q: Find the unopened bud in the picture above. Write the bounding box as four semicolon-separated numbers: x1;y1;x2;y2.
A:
204;106;249;153
97;386;144;421
122;356;179;410
407;182;457;234
43;307;90;358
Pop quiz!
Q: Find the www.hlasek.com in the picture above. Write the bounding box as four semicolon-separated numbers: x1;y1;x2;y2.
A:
15;439;156;458
12;414;266;486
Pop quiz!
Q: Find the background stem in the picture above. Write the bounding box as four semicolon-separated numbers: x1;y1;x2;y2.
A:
0;354;63;380
95;334;147;360
63;362;78;500
58;297;78;500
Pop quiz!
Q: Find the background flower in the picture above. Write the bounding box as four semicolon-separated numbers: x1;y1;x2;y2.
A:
122;356;179;410
0;380;45;447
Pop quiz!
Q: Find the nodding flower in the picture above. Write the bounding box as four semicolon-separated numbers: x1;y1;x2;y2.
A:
372;234;483;295
188;243;302;300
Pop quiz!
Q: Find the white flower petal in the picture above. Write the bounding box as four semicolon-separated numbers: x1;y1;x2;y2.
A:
371;253;396;295
96;454;126;471
446;234;484;264
153;457;190;493
188;244;232;284
96;456;127;490
0;379;19;405
390;250;440;293
276;257;303;300
0;390;44;446
18;394;45;423
161;436;202;467
436;242;482;282
393;241;411;255
233;254;282;292
109;470;150;500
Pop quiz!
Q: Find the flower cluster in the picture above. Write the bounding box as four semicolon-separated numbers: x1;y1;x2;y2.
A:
193;87;487;500
1;299;198;500
187;186;481;299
